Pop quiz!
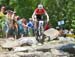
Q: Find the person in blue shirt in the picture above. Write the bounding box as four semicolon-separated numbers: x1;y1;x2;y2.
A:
16;16;24;37
27;18;34;36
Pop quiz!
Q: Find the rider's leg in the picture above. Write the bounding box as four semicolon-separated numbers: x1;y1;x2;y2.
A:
34;19;40;42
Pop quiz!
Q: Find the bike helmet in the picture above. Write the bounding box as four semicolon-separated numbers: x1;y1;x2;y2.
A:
38;4;43;9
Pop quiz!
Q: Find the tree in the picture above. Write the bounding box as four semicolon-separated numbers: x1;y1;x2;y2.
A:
0;0;75;29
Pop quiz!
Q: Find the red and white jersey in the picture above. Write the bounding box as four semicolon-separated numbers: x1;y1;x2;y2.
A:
34;8;45;15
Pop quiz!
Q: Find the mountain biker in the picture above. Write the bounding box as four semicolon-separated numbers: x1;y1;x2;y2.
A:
32;4;49;22
32;4;49;44
32;4;49;31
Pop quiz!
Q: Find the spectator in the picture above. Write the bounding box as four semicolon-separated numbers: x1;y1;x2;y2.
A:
17;17;25;37
27;18;34;36
11;11;16;20
0;6;6;17
5;10;13;20
21;18;28;36
4;10;13;37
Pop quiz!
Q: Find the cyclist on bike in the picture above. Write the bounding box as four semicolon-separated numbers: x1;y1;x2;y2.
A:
32;4;49;44
32;4;49;22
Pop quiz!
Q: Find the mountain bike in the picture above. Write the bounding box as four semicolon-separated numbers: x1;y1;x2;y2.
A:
35;20;45;44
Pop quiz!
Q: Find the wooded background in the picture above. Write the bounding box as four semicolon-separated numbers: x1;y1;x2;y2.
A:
0;0;75;29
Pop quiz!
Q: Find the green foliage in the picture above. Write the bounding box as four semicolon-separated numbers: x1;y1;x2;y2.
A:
0;0;75;29
15;0;35;18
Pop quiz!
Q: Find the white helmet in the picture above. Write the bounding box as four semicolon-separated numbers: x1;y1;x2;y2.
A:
38;4;43;9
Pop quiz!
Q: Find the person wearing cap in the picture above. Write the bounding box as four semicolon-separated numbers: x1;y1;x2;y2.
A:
32;4;49;22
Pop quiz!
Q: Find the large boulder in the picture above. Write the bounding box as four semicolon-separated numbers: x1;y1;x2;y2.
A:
44;28;60;40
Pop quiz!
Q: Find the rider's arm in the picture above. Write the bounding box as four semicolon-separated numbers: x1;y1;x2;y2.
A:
32;8;38;21
32;9;37;21
44;11;49;22
32;12;35;21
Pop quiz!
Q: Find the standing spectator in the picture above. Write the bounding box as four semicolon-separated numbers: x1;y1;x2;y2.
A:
11;11;16;20
5;10;13;20
0;6;6;38
5;11;18;39
4;10;13;38
0;6;6;17
21;18;28;36
27;18;34;36
0;6;6;30
17;16;24;37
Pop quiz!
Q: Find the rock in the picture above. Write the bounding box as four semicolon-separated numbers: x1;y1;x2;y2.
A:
16;51;43;57
59;43;75;54
66;37;75;41
13;43;53;52
0;39;6;46
0;52;19;57
51;49;69;57
5;53;19;57
44;28;60;40
58;37;67;41
1;40;20;48
43;52;52;57
13;42;74;55
13;46;34;52
1;37;38;49
18;37;38;45
58;37;75;42
0;46;8;52
0;37;75;57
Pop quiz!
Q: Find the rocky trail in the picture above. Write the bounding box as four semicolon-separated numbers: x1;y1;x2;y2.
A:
0;36;75;57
